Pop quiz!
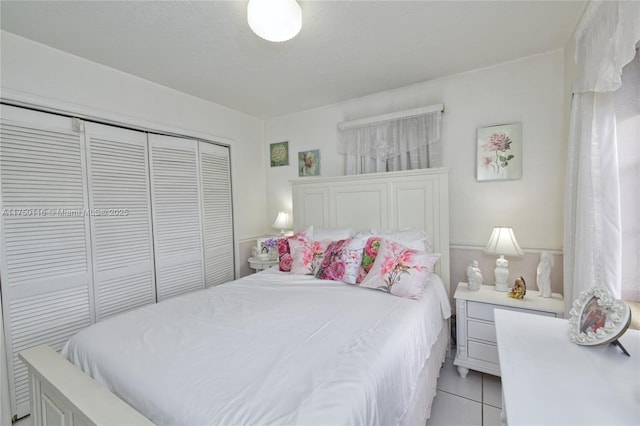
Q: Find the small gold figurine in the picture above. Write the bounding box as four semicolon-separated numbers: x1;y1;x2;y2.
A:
508;276;527;299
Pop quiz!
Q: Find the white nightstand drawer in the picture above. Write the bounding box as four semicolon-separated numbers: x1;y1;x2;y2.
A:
467;301;556;322
468;340;499;364
467;320;496;343
454;283;564;378
467;301;498;321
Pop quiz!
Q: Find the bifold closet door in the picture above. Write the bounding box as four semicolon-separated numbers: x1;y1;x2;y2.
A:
84;123;156;320
199;142;234;286
0;105;93;418
149;134;205;300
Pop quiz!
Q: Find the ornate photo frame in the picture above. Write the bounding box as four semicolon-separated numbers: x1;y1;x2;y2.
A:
568;286;631;347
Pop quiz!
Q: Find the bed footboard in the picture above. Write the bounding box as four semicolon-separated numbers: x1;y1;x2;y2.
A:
18;345;154;426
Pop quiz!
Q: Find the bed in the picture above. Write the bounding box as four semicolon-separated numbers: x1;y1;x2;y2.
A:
20;167;451;425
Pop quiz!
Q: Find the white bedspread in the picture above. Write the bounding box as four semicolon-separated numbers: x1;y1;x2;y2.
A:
62;269;450;426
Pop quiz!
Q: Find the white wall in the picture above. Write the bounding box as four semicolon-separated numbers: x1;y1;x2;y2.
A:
0;31;569;290
0;31;266;277
264;50;567;293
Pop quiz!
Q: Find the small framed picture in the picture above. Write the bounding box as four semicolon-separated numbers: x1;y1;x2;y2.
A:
298;149;320;177
568;287;631;347
255;238;270;259
270;141;289;167
476;122;522;181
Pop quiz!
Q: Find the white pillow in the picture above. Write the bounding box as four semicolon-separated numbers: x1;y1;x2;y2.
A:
369;228;432;252
313;228;355;241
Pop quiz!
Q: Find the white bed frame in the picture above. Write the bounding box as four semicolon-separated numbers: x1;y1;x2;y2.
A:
291;167;450;295
20;167;450;425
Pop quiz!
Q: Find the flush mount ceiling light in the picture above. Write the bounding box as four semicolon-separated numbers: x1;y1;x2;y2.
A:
247;0;302;42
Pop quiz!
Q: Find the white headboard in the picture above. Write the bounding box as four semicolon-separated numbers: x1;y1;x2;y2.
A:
291;168;450;295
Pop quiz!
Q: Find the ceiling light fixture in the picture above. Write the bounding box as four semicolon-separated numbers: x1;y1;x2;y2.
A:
247;0;302;42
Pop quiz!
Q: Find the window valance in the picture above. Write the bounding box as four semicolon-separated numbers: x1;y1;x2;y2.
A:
574;0;640;93
337;105;443;174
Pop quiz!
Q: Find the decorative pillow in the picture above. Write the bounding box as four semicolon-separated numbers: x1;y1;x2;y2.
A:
289;239;330;275
316;236;366;284
277;226;313;272
313;228;355;241
357;236;382;283
359;239;440;300
369;228;431;252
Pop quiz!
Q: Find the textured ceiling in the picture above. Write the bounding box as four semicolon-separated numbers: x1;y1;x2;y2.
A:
0;1;586;119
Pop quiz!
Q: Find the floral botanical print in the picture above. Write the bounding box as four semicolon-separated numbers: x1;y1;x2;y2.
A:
476;122;522;181
289;239;330;275
481;132;514;174
277;238;293;272
277;227;312;272
359;239;440;300
358;236;382;283
317;238;365;284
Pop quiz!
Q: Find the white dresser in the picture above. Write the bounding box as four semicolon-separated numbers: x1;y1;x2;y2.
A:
454;282;564;378
495;310;640;425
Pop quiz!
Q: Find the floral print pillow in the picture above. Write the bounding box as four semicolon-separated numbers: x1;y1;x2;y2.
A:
277;226;313;272
289;239;330;275
357;236;382;283
316;237;366;284
359;239;440;300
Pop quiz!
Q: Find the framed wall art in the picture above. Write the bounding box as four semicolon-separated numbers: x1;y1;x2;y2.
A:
298;149;320;177
476;122;522;181
270;141;289;167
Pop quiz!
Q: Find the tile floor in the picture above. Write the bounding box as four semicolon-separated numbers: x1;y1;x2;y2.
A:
426;356;503;426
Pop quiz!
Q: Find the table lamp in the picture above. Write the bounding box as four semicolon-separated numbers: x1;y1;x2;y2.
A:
272;211;291;236
484;226;523;292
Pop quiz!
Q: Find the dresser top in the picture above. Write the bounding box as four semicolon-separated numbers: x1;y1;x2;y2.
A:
495;310;640;425
455;282;564;315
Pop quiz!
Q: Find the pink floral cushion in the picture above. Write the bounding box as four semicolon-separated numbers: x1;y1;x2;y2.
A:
289;239;330;275
316;237;366;284
277;226;313;272
357;236;382;283
359;239;440;300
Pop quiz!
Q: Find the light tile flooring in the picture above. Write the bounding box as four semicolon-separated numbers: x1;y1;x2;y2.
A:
427;357;503;426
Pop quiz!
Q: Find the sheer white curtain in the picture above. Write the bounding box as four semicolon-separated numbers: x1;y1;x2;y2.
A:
564;0;640;313
338;110;441;174
616;50;640;301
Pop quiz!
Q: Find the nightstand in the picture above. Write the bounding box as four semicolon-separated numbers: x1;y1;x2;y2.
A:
454;282;564;378
248;257;278;272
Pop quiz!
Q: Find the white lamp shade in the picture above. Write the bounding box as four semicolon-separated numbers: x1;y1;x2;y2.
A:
247;0;302;42
484;227;524;256
272;211;291;230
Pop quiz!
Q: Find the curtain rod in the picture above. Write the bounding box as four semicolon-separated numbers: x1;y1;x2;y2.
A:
337;103;444;130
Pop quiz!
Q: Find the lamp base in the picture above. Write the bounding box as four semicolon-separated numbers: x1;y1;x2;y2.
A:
494;282;509;292
494;255;510;292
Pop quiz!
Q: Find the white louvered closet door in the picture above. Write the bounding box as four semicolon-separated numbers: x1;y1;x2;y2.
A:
199;142;234;287
149;134;205;301
84;123;156;320
0;105;94;418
